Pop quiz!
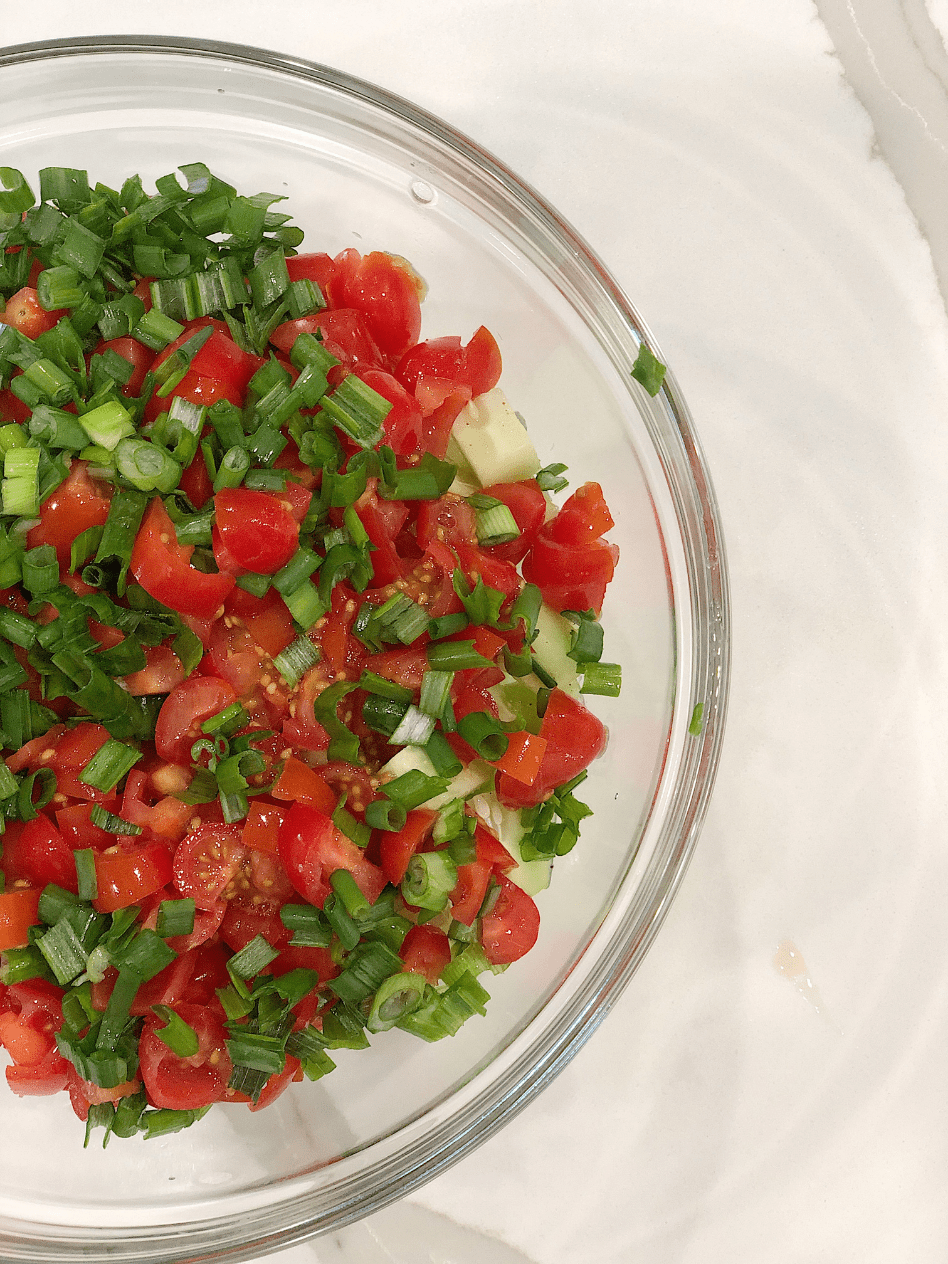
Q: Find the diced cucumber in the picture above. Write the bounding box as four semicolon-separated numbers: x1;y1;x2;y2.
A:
469;792;552;895
447;388;541;486
374;748;494;812
531;605;581;698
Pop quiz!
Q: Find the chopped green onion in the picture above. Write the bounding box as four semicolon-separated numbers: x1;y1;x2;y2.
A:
111;929;176;983
381;769;450;811
2;445;40;517
228;933;279;981
472;497;520;545
212;444;251;492
580;661;622;696
78;739;142;792
152;1005;200;1057
329;868;371;918
364;798;408;832
366;970;427;1033
21;544;58;595
425;640;492;672
401;851;458;911
631;342;667;396
457;711;509;761
319;373;390;449
74;849;98;901
280;903;332;948
156;898;196;939
273;634;320;686
88;805;142;835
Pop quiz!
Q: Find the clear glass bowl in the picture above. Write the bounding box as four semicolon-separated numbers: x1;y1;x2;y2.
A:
0;36;729;1263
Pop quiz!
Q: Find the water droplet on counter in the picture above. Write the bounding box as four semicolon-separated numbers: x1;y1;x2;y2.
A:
774;938;836;1028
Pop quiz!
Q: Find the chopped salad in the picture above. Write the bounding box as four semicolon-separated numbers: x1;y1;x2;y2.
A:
0;163;624;1144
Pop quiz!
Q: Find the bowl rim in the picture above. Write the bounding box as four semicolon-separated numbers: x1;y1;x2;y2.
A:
0;33;731;1260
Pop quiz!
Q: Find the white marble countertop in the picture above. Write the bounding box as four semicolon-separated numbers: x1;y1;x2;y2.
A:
5;1;948;1260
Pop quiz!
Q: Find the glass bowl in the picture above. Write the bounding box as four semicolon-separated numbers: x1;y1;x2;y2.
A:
0;35;729;1263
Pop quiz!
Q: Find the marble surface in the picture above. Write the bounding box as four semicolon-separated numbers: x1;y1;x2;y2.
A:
5;0;948;1259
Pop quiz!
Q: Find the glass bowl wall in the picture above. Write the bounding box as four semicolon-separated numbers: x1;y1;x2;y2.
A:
0;37;729;1264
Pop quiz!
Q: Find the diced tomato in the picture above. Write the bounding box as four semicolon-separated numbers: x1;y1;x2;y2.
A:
0;286;64;338
0;814;77;893
480;874;540;964
139;1002;232;1110
123;644;186;696
271;309;384;371
0;887;41;950
327;249;423;359
0;387;32;423
179;451;214;508
496;688;608;808
379;809;437;885
154;675;238;765
278;801;386;909
172;823;248;910
240;800;287;857
489;729;548;785
398;924;451;984
270;757;336;815
547;481;615;545
130;497;234;618
26;461;112;568
521;526;618;615
415;493;477;552
93;841;173;913
214;487;300;575
395;325;502;399
286;252;337;291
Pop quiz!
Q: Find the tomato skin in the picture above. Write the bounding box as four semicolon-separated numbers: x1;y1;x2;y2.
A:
398;924;451;984
0;887;41;950
131;497;235;618
123;643;186;696
480;874;540;964
496;689;608;808
139;1002;232;1111
179;451;214;508
395;326;502;399
278;801;386;909
480;479;547;564
93;841;173;913
26;461;112;568
286;252;337;291
1;815;77;893
547;481;615;545
271;309;384;371
521;527;619;616
214;488;300;575
0;286;64;338
155;675;238;765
